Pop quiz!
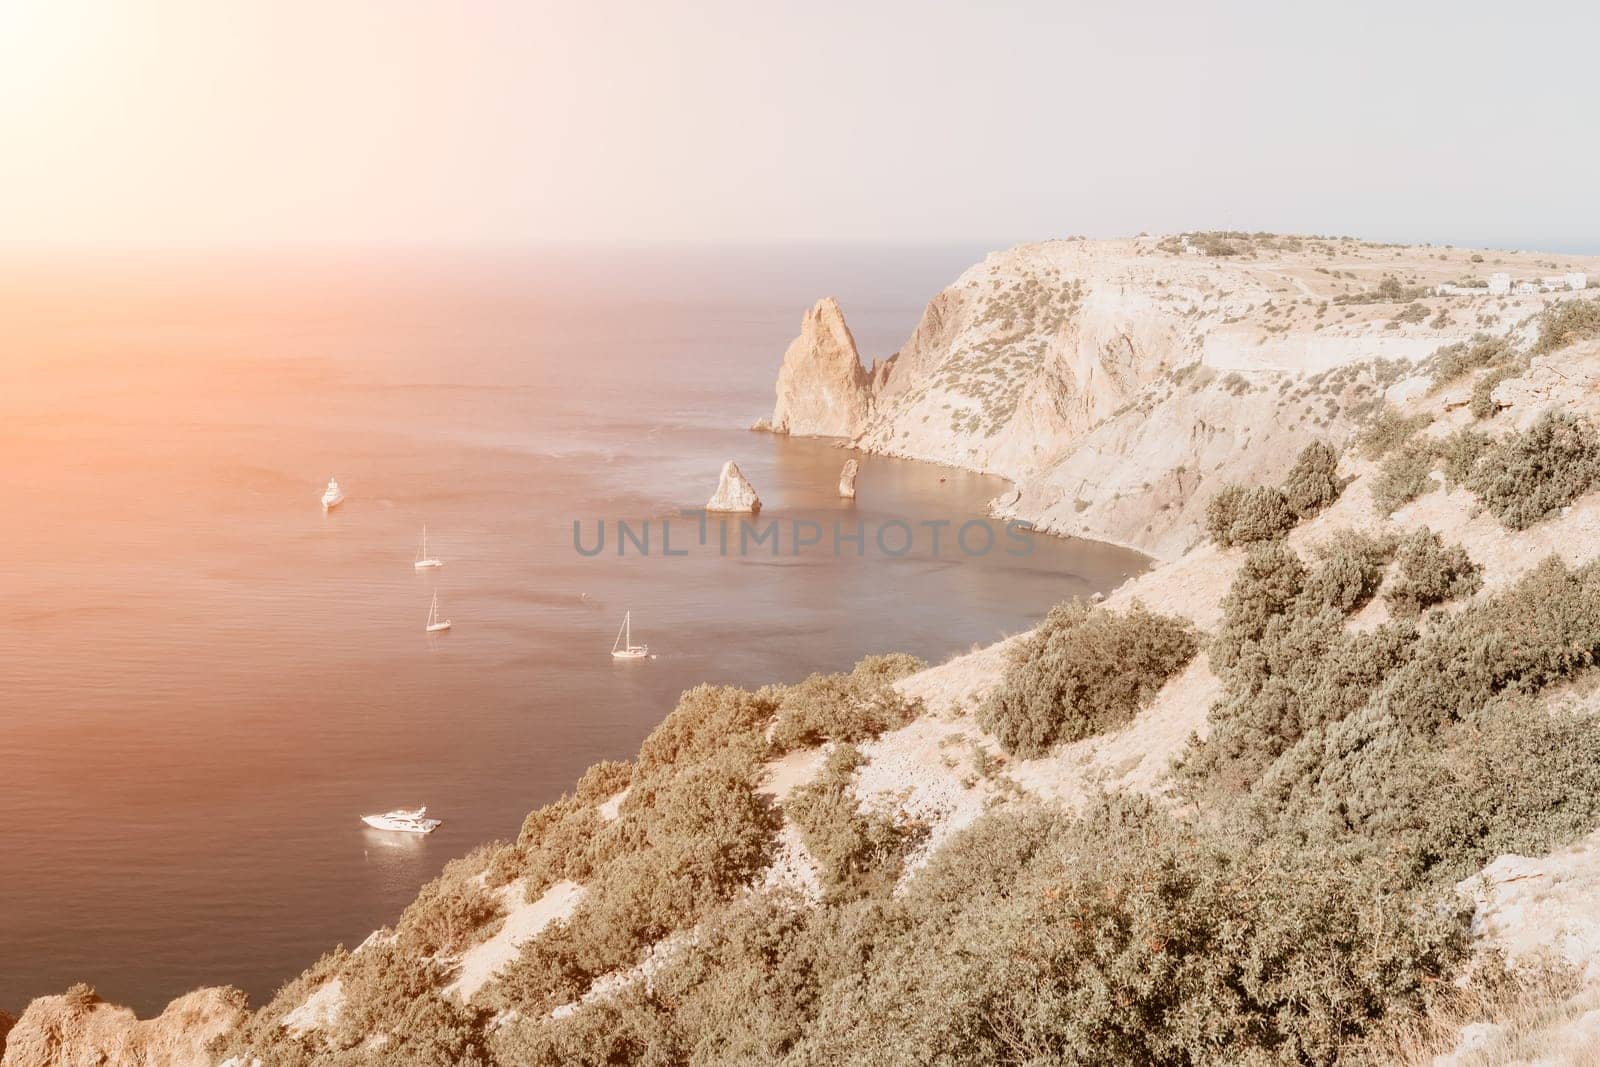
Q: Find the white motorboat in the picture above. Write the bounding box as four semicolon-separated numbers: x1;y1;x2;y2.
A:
361;806;441;833
610;610;647;659
426;591;452;633
414;525;443;569
321;477;345;510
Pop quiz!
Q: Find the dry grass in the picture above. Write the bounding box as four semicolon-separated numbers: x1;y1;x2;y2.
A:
1354;962;1595;1066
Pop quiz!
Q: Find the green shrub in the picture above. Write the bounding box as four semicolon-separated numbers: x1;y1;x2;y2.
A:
1302;530;1397;615
1384;528;1482;617
395;859;506;957
1282;440;1342;517
767;653;925;754
1210;542;1308;681
979;601;1197;757
1356;407;1432;460
636;684;775;769
1256;558;1600;856
492;750;781;1014
1370;441;1437;515
1469;365;1517;419
1467;411;1600;529
1429;334;1516;389
1530;297;1600;355
790;798;1467;1066
786;744;927;900
574;760;632;803
1191;537;1419;791
1438;427;1491;487
1205;483;1296;547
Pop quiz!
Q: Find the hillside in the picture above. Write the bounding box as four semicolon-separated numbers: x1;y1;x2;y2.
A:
762;234;1600;559
8;236;1600;1066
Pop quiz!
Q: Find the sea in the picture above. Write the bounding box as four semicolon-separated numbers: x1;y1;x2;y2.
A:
0;244;1146;1015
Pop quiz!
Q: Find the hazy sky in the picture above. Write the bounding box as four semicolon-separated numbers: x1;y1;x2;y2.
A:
3;0;1596;248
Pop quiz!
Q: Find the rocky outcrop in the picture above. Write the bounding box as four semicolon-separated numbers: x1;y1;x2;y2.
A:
774;236;1600;559
0;986;245;1067
838;459;859;499
767;298;874;438
707;460;761;513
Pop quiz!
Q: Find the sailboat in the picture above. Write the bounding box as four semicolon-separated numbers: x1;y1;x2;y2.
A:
425;591;452;633
414;526;443;569
610;611;647;659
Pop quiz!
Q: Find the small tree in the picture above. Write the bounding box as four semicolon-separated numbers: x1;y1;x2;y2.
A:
1385;528;1483;617
1282;441;1342;518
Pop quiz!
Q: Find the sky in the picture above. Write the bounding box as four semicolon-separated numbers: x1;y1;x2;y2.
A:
2;0;1597;249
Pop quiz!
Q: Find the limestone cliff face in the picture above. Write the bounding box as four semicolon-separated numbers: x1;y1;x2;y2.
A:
1;987;245;1067
775;235;1587;559
767;298;874;438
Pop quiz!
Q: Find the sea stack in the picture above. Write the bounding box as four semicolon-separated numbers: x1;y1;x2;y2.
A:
838;459;859;499
707;460;762;513
767;298;874;438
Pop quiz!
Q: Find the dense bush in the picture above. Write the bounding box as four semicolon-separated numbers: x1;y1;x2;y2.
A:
1301;530;1397;615
1467;411;1600;529
1190;539;1418;791
1370;440;1437;515
395;851;506;957
791;799;1467;1066
1282;440;1343;517
1356;406;1432;460
1530;297;1600;355
1205;483;1297;547
1469;365;1516;419
979;601;1197;757
492;749;781;1014
1384;528;1482;617
1255;557;1600;879
1429;334;1517;389
785;743;926;900
1438;426;1491;487
766;653;925;754
636;684;775;769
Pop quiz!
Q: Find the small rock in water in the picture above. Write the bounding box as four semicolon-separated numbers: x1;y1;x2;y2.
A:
707;460;762;513
838;459;859;499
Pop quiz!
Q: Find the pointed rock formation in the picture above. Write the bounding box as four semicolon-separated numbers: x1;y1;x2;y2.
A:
707;460;762;513
768;298;874;438
838;459;859;499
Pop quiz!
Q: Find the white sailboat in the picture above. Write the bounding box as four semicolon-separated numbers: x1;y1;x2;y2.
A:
426;591;452;633
414;526;443;569
321;476;345;510
361;806;441;833
610;611;648;659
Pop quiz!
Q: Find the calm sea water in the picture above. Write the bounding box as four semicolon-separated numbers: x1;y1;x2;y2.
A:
0;245;1146;1015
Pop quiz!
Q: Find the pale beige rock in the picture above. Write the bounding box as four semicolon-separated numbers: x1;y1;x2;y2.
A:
769;298;873;437
838;458;859;499
1;987;246;1067
798;237;1600;560
706;460;761;513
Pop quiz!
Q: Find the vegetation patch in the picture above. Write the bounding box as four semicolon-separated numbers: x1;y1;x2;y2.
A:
1370;440;1437;515
766;654;925;755
785;743;927;900
1205;483;1296;547
979;601;1197;757
1467;411;1600;529
1384;528;1483;618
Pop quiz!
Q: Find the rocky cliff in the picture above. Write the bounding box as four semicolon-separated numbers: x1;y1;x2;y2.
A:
0;986;245;1067
763;297;874;437
763;234;1600;559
